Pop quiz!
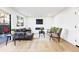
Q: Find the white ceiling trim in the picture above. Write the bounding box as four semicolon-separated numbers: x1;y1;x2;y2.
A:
12;7;68;17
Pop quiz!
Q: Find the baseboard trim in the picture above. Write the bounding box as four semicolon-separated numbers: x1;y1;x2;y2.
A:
61;38;75;46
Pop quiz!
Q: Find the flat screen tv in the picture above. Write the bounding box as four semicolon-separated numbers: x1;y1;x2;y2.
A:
36;19;43;24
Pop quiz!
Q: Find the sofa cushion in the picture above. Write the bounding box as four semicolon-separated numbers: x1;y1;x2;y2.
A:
50;27;55;33
50;27;58;33
16;29;21;32
51;33;59;37
26;32;32;36
50;27;62;34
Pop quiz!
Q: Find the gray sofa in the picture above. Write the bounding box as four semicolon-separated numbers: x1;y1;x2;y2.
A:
13;28;34;40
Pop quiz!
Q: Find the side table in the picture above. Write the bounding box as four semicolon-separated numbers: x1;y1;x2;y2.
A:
6;34;11;46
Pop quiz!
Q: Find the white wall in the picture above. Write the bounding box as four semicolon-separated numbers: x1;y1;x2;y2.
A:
2;7;79;45
0;7;55;34
53;7;79;45
25;16;55;33
0;7;26;29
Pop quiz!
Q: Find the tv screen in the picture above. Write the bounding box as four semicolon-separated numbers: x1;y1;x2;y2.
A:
36;19;43;24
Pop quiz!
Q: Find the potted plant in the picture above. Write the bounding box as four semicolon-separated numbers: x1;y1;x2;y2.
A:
40;27;44;31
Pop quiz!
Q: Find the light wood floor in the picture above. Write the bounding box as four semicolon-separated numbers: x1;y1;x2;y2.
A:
0;34;79;52
0;39;79;52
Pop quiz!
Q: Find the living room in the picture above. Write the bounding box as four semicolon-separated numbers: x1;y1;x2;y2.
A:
0;7;79;51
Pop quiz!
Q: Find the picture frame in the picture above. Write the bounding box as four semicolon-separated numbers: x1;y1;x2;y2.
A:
16;16;24;27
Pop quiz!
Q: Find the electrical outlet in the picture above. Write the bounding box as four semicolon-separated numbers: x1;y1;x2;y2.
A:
75;40;77;42
75;25;76;28
75;11;77;15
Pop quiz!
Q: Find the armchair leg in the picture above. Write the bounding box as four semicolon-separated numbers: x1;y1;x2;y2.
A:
13;39;16;46
43;32;45;38
49;36;52;40
6;39;8;46
58;37;60;42
14;40;16;46
39;34;40;38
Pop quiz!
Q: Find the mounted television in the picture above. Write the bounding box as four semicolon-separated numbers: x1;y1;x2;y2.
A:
36;19;43;24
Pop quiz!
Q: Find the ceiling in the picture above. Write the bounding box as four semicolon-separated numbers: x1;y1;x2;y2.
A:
12;7;67;17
